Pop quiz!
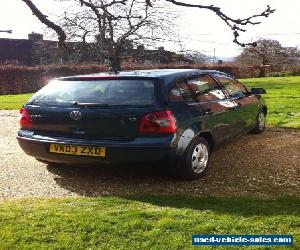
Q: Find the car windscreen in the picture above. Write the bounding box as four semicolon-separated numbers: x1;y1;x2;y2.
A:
27;79;156;107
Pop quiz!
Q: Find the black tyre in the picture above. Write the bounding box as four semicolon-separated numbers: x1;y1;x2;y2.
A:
175;137;211;180
251;110;266;134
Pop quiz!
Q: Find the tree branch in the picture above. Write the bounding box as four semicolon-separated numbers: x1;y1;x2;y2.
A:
21;0;66;51
146;0;275;47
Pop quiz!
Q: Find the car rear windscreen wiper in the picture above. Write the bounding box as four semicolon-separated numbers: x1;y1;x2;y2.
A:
73;101;110;107
73;102;154;108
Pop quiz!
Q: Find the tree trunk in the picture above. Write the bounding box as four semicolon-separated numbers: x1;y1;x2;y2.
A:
259;65;266;77
109;47;122;72
109;56;121;72
259;58;268;77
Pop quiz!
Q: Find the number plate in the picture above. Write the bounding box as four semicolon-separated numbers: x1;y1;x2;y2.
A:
50;144;106;157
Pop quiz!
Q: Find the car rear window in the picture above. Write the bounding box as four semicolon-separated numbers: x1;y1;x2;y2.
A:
27;79;156;107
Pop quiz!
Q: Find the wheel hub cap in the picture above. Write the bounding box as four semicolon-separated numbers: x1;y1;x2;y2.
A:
191;143;209;174
259;113;265;129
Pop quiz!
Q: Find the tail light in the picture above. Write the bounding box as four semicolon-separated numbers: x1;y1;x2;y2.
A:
20;107;32;129
139;110;176;134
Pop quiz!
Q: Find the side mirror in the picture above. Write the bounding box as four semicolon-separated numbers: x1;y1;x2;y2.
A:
251;88;267;95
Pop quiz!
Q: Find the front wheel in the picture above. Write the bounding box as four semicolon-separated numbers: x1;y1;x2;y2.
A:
175;137;211;180
251;110;266;134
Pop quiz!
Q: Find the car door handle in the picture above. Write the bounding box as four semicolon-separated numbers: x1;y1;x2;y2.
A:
203;109;213;115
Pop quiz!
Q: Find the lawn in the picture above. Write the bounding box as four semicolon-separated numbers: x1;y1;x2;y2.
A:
241;76;300;128
0;196;299;249
0;76;300;128
0;93;32;110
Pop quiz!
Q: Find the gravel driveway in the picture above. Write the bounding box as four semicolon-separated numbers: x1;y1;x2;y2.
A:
0;110;299;200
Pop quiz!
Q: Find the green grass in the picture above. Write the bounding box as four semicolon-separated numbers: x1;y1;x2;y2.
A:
0;196;299;249
241;76;300;128
0;93;32;110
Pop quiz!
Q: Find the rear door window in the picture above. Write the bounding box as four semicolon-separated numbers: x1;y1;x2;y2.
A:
168;74;226;102
28;79;156;107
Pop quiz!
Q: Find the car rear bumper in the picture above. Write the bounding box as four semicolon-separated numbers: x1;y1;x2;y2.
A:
17;131;177;165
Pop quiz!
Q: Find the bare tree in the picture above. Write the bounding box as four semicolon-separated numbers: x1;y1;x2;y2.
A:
59;0;174;70
62;0;276;48
20;0;276;68
236;39;300;76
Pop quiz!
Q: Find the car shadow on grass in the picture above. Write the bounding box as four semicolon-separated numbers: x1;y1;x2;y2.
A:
123;195;300;216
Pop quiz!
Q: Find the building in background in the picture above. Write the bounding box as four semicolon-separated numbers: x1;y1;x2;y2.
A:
0;38;33;65
0;33;194;66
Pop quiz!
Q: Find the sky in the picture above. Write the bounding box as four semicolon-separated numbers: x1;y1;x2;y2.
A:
0;0;299;58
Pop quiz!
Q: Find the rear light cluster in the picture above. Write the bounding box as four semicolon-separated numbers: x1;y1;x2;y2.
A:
139;110;176;134
20;108;32;129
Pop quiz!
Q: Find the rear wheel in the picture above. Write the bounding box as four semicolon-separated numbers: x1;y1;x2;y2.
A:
175;137;211;180
251;110;266;134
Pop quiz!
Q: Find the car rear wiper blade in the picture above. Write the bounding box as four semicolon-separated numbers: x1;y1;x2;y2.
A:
73;102;154;108
73;101;110;107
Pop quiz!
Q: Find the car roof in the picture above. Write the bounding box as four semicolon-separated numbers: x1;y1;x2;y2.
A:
60;69;222;79
59;69;225;84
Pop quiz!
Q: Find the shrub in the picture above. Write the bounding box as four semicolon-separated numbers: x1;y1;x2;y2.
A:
0;65;107;95
266;66;300;77
0;64;262;95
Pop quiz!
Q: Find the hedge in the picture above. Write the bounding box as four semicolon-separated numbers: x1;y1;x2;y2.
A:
0;64;262;95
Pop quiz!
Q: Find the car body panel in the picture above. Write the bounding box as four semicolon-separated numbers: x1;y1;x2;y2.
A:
17;130;175;164
25;105;166;140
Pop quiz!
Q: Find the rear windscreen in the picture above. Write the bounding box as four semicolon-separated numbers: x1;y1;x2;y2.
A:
27;79;156;107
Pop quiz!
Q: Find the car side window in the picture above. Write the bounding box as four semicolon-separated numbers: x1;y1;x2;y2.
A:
168;74;226;103
215;75;248;98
